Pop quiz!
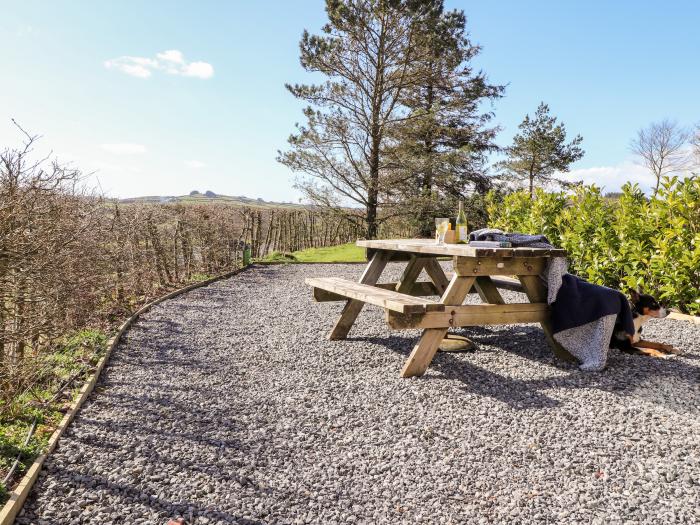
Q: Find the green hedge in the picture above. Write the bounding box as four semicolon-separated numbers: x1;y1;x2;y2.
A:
486;176;700;314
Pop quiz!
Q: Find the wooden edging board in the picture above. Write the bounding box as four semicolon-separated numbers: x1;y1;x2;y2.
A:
668;309;700;324
255;260;368;265
0;264;251;525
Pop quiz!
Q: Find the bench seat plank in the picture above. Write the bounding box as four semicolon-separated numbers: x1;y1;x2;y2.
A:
387;303;549;329
489;276;524;292
313;281;440;302
305;277;445;314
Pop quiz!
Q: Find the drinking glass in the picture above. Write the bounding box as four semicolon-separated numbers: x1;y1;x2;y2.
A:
435;218;449;244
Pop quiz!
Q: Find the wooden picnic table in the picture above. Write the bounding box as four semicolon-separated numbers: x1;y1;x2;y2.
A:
305;239;575;377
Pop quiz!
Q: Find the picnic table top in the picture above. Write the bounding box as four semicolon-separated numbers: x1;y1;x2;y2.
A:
357;238;566;258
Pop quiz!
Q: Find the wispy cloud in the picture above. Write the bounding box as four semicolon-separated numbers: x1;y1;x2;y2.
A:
185;160;207;169
100;143;147;155
93;161;143;174
104;56;156;78
15;24;34;37
557;158;696;194
104;49;214;79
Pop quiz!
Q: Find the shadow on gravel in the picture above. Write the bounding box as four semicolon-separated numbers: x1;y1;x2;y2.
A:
466;326;700;415
48;468;264;525
352;326;700;416
458;325;556;362
59;403;273;523
351;334;562;410
110;352;226;374
71;417;245;473
431;357;562;410
82;393;246;445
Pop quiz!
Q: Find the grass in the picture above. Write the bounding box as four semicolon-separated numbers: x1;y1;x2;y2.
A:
190;272;214;282
0;329;107;504
262;243;366;263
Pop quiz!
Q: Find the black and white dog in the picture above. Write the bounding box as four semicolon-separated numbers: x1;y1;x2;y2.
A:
610;289;680;357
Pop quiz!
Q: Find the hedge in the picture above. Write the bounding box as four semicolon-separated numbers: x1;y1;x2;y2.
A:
486;176;700;314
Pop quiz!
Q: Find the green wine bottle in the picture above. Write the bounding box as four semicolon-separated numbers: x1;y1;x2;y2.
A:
456;200;468;243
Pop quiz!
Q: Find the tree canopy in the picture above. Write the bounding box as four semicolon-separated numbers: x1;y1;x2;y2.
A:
387;7;504;235
279;0;503;238
497;102;584;198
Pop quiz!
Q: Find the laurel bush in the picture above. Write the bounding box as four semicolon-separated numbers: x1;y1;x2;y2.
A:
487;176;700;314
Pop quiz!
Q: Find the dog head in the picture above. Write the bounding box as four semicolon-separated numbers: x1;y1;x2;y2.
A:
630;288;668;319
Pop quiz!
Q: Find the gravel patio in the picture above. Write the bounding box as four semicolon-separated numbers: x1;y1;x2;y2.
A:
15;263;700;524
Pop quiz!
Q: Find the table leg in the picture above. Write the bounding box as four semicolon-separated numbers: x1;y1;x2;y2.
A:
400;275;476;377
517;275;577;362
395;255;427;294
474;276;505;305
422;257;450;295
329;251;390;340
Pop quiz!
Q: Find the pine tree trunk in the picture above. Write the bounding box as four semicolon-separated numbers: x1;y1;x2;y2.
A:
367;135;380;239
419;80;436;238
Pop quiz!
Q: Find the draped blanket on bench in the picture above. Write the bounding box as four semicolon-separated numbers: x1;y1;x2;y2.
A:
470;229;635;370
544;257;634;370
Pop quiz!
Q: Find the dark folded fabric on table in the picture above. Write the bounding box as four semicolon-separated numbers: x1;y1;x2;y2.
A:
468;228;552;249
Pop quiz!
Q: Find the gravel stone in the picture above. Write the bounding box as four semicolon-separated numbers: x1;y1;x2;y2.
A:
16;263;700;524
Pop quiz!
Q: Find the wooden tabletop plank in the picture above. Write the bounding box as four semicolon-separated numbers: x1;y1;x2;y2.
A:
357;238;566;257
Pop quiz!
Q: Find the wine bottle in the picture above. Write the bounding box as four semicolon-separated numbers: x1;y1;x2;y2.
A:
456;200;468;243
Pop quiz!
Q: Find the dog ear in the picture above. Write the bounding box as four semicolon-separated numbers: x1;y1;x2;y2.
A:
629;288;640;302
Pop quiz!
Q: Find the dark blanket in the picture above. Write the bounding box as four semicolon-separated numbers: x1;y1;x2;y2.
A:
550;274;635;336
468;228;553;248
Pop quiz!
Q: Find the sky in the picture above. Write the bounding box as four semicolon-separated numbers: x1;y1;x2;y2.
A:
1;1;699;200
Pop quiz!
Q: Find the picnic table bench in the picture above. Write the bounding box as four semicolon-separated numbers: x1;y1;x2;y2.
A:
305;239;575;377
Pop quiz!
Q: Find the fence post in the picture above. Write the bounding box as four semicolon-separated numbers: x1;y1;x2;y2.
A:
243;244;251;267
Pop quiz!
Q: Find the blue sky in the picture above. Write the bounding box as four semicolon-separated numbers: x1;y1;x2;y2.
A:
1;1;698;200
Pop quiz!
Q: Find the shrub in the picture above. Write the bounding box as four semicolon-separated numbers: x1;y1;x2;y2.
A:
487;176;700;314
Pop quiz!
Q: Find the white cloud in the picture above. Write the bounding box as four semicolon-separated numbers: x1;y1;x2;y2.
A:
100;143;147;155
104;50;214;79
559;161;654;192
156;49;185;64
185;160;207;169
182;61;215;79
103;56;158;78
558;158;697;194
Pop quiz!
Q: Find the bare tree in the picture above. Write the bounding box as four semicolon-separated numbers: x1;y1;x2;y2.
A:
630;119;691;196
692;124;700;169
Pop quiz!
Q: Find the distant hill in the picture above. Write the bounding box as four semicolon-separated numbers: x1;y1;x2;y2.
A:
117;191;308;209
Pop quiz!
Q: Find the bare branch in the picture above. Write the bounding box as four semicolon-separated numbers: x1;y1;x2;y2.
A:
630;119;691;195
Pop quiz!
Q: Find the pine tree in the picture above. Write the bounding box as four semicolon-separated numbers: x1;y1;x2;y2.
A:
278;0;439;239
387;7;504;235
497;102;584;198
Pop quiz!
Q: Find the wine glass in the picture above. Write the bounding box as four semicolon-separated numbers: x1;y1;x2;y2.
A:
435;218;449;244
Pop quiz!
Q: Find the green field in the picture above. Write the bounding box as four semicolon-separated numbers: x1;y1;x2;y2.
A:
116;192;307;209
263;243;366;263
